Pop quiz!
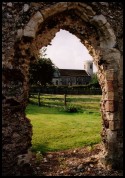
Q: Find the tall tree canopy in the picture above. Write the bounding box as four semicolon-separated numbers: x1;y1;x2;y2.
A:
29;57;56;86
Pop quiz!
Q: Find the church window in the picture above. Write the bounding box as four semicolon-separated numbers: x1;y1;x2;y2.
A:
90;64;92;69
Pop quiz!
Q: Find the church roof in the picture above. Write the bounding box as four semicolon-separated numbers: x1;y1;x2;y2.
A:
58;69;89;77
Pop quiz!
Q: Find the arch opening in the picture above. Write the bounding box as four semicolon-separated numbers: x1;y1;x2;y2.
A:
27;28;102;154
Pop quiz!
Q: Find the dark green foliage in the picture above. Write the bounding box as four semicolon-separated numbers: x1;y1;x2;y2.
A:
64;105;82;113
89;73;100;89
30;85;102;95
29;58;56;86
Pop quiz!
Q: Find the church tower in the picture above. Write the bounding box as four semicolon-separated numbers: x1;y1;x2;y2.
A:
83;60;93;76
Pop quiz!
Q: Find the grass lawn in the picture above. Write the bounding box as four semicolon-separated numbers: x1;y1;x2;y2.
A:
26;95;102;153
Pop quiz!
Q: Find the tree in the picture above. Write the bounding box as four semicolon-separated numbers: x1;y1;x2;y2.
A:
89;73;100;88
29;57;56;86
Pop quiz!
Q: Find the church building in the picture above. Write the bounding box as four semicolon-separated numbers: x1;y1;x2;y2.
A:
52;60;93;86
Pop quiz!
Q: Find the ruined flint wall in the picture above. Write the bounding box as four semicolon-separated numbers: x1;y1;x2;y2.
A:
2;2;123;175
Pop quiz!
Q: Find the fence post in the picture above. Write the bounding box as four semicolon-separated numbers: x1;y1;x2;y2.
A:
38;92;41;106
64;94;67;108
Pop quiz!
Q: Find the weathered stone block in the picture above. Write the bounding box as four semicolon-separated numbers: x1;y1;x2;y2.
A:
23;4;30;12
16;29;23;40
105;70;116;81
106;129;117;142
109;120;121;130
105;91;115;100
97;21;116;49
78;2;87;8
100;22;116;40
106;81;114;91
105;112;119;121
85;5;96;16
104;22;116;39
67;2;78;10
7;2;12;7
74;10;89;22
105;100;118;112
41;2;68;20
24;11;43;38
100;37;116;49
105;100;114;112
90;14;107;27
103;48;120;63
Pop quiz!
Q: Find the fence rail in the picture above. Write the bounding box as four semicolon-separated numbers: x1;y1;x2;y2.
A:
29;92;101;108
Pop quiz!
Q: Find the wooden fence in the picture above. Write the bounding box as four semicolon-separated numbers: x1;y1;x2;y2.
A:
29;92;68;107
29;91;102;108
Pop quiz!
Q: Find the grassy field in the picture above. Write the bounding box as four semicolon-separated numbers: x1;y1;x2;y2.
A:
26;94;102;153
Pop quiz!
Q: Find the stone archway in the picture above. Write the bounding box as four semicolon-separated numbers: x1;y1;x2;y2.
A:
2;2;123;176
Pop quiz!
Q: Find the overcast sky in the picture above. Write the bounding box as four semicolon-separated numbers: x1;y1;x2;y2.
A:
40;29;97;72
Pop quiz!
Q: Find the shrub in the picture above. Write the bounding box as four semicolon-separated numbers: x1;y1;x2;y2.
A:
64;105;82;113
